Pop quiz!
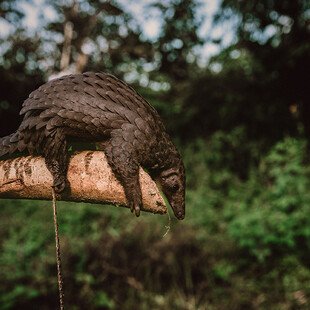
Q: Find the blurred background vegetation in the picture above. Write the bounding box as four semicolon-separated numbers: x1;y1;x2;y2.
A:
0;0;309;309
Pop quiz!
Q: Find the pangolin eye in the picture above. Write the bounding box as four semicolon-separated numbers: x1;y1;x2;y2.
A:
172;183;179;191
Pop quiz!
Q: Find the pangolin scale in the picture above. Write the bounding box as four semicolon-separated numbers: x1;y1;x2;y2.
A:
0;72;186;219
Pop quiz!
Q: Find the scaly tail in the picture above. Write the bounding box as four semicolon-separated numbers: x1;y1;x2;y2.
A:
0;132;22;157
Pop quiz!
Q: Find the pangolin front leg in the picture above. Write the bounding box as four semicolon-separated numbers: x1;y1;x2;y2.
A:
103;130;142;217
43;129;70;193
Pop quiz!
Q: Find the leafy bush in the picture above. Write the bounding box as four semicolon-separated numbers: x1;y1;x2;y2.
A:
229;138;310;262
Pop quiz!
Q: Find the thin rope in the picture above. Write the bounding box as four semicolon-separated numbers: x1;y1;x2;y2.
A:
52;188;65;310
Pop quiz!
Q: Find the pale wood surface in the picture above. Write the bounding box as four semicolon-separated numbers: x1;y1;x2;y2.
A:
0;151;167;215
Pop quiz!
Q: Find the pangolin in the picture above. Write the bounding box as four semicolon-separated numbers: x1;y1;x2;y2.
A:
0;72;186;219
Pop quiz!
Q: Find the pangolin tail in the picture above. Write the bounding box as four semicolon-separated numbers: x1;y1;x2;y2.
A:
0;132;22;157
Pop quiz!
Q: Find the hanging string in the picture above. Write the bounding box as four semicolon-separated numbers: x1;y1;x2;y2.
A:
52;188;65;310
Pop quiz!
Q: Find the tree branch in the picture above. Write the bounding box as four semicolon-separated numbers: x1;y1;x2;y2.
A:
60;21;73;71
0;151;167;215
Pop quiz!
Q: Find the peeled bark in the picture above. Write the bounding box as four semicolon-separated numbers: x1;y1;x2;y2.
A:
0;151;167;215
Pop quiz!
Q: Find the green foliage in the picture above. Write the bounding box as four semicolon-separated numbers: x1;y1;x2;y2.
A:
185;135;310;263
212;0;310;142
229;138;310;261
153;0;203;81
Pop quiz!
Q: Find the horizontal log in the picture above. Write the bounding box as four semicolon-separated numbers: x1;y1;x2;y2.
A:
0;151;167;215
